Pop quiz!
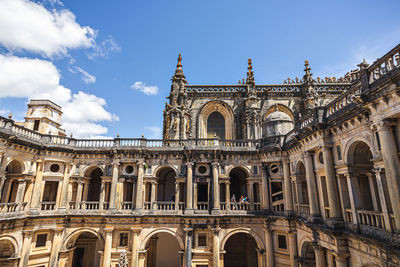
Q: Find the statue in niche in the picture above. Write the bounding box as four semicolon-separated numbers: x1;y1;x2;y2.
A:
186;118;191;134
173;117;179;132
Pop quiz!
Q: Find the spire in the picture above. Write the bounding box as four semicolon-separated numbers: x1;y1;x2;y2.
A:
357;58;369;70
303;60;313;83
246;58;255;85
172;53;186;81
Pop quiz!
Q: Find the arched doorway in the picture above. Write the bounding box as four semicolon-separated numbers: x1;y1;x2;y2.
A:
145;232;182;267
229;167;248;202
68;232;103;267
1;160;25;210
300;242;316;267
0;239;17;266
156;167;176;202
86;168;102;202
224;233;258;267
294;161;309;215
207;111;225;139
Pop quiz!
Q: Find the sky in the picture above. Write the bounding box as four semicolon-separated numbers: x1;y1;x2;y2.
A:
0;0;399;139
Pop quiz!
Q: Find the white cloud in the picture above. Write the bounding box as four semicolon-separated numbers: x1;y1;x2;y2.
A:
68;66;96;84
0;109;10;117
0;54;118;138
88;35;121;60
0;0;96;58
145;126;162;139
131;81;159;96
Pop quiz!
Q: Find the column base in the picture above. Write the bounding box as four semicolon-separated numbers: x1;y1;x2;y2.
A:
56;207;67;214
132;209;143;215
185;209;194;215
211;209;220;215
107;208;118;214
326;218;345;230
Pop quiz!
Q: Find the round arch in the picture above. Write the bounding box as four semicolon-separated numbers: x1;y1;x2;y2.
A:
82;165;105;177
263;104;294;122
298;236;314;256
139;228;185;251
198;100;235;139
227;165;251;178
0;235;19;257
220;228;264;251
343;137;375;166
5;159;25;174
295;160;306;175
154;165;178;178
62;228;104;251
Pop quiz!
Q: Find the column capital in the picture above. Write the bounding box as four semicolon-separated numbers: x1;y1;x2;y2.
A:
137;159;145;166
104;227;114;233
130;227;142;234
212;228;221;234
212;161;219;167
183;227;193;232
186;162;194;167
23;230;34;237
375;119;397;131
53;227;64;234
282;158;290;164
304;151;314;158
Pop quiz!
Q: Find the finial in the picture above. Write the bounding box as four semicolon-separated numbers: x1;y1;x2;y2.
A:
70;133;73;137
8;112;12;119
177;53;182;66
246;58;255;85
141;133;144;138
357;58;369;70
303;59;313;83
117;133;120;138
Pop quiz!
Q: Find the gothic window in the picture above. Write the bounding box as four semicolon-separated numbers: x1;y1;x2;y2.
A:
207;111;225;139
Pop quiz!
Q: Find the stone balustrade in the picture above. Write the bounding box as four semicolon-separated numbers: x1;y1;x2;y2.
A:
368;43;400;84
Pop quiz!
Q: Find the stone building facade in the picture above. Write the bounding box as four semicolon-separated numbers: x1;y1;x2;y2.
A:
0;44;400;267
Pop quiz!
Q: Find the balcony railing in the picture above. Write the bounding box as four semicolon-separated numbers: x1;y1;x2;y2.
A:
296;204;310;216
41;201;56;210
197;202;208;211
357;210;386;230
0;202;18;213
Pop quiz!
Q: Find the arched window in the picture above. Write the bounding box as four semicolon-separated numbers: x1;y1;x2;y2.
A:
207;111;225;139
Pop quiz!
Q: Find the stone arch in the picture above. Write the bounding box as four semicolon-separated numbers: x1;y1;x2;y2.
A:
5;159;25;174
343;137;376;166
0;235;19;257
300;239;316;266
62;228;104;251
198;100;235;139
298;236;313;256
155;166;178;202
220;228;264;251
82;165;105;177
263;104;295;122
154;165;178;178
295;160;306;175
227;165;251;178
139;228;184;251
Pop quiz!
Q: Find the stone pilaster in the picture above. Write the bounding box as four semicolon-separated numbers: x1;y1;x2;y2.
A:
108;162;119;212
264;228;274;267
16;178;27;211
283;159;294;215
212;161;220;214
304;153;321;221
58;163;73;212
19;230;33;267
185;162;194;213
288;231;298;267
102;227;113;267
131;228;141;267
49;227;64;267
212;228;220;267
28;161;44;212
135;160;144;212
312;244;326;267
184;228;193;267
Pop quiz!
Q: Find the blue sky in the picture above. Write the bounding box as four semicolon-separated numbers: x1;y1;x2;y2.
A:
0;0;399;138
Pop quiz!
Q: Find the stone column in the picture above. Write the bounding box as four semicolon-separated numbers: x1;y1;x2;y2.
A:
322;147;342;219
75;179;83;210
247;181;254;210
225;182;231;210
0;175;6;199
283;159;294;215
58;164;73;212
345;173;359;224
135;160;144;211
377;121;400;230
264;229;274;267
102;227;113;267
212;228;220;267
374;168;392;230
29;162;44;211
131;181;136;209
261;165;270;211
304;153;321;220
193;182;198;210
212;161;220;213
16;178;27;211
131;228;141;267
175;181;180;211
288;231;298;267
19;230;33;267
150;182;156;210
184;228;193;267
186;162;193;213
99;180;106;211
49;228;63;267
313;244;326;267
366;173;379;211
109;163;119;212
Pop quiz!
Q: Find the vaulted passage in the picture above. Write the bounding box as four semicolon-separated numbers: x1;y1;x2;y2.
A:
224;233;258;267
145;232;182;267
70;232;102;267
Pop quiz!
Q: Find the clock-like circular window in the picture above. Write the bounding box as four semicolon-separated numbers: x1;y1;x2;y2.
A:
125;165;134;174
50;164;60;172
198;166;207;174
270;164;279;174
